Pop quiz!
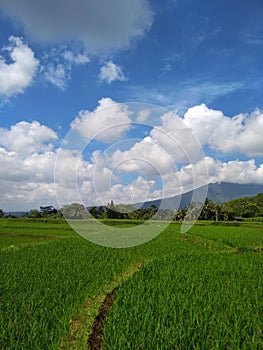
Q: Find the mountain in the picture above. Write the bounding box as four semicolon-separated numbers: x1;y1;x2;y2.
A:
135;182;263;210
5;211;28;218
206;182;263;203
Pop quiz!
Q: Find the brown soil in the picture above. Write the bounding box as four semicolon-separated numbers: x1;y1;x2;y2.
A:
87;288;117;350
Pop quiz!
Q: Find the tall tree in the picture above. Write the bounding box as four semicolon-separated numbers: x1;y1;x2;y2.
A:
62;203;86;219
40;206;57;217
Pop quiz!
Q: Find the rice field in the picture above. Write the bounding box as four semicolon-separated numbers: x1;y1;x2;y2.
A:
104;253;263;349
0;218;262;349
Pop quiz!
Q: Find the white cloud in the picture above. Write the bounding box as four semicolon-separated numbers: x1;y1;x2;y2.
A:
0;147;25;181
1;101;263;211
0;0;153;54
0;135;92;210
150;111;203;163
161;157;263;198
183;104;263;157
107;137;175;177
0;36;39;97
0;121;58;157
41;48;90;89
62;50;90;65
88;174;156;206
0;121;60;210
42;63;68;89
111;176;155;204
136;109;150;123
71;98;132;143
184;104;225;145
125;81;244;110
195;157;263;185
99;61;126;83
2;181;57;211
239;109;263;157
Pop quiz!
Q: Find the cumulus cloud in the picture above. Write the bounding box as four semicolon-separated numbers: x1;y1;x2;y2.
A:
111;176;156;204
1;101;263;211
106;137;175;177
161;157;263;197
0;149;89;211
193;157;263;185
183;104;263;157
0;36;39;97
99;61;126;83
150;111;203;163
0;0;153;54
0;124;92;210
239;109;263;157
136;109;150;123
0;121;59;210
89;173;156;206
71;98;132;143
0;121;58;157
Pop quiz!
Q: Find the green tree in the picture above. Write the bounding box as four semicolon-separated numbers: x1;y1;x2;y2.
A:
184;201;201;221
27;209;42;218
200;198;217;220
62;203;86;219
40;206;58;217
220;203;235;221
242;203;258;218
88;206;106;219
105;200;120;219
115;204;136;219
0;209;5;218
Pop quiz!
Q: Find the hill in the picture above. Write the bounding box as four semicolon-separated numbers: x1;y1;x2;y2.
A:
207;182;263;203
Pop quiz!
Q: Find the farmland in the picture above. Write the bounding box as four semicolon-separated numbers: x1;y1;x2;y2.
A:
0;218;262;349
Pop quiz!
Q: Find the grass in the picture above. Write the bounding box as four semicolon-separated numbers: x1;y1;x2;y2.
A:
104;253;263;350
0;218;262;349
188;223;263;251
0;218;75;250
0;218;75;237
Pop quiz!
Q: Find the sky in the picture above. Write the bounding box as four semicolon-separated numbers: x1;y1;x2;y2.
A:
0;0;263;211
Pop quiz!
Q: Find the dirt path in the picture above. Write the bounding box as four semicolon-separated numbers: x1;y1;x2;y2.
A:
59;263;144;350
87;288;117;350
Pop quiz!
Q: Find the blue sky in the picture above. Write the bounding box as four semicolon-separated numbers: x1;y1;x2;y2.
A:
0;0;263;211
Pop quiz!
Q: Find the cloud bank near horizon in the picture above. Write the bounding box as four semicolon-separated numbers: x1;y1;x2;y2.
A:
0;100;263;211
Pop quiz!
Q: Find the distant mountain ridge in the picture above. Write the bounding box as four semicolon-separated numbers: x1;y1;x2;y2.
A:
206;182;263;203
135;182;263;210
5;212;28;218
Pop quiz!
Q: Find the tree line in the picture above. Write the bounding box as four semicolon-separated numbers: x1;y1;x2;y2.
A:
1;193;263;221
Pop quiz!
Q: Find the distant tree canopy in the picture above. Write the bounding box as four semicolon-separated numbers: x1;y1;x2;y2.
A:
220;193;263;219
40;206;58;217
88;202;174;221
26;206;60;219
61;203;87;219
60;194;263;221
27;209;42;218
4;193;263;221
196;193;263;221
199;198;220;221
